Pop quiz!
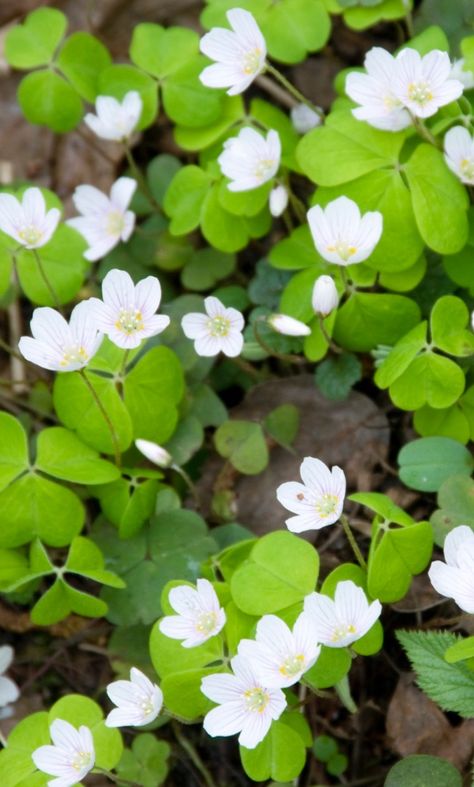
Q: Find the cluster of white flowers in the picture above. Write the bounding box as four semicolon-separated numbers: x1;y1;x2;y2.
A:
346;47;464;131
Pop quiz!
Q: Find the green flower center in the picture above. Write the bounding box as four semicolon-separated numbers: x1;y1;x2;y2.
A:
106;210;125;236
279;653;306;678
140;697;155;716
243;48;262;75
60;345;89;367
326;241;357;262
315;493;339;517
71;751;92;772
18;225;43;245
196;611;218;634
207;316;230;337
115;308;144;335
407;81;433;106
244;687;270;713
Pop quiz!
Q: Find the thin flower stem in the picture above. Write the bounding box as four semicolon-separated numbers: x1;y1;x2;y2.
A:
318;315;342;354
339;514;367;570
172;463;201;510
32;249;61;310
0;336;25;362
79;369;122;468
172;720;218;787
288;191;307;224
124;145;163;215
120;349;130;378
410;115;441;148
94;767;136;785
265;62;324;120
229;355;262;380
340;267;350;292
404;7;415;38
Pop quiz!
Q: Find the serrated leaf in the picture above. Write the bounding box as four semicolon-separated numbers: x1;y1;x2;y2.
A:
396;630;474;717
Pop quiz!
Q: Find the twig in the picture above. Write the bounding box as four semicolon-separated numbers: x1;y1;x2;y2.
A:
265;63;324;119
339;514;367;570
172;721;218;787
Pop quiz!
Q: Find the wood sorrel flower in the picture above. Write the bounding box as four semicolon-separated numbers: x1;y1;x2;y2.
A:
238;613;321;688
312;275;339;317
307;196;383;266
304;580;382;648
84;91;142;141
428;525;474;613
32;719;95;786
276;456;346;532
181;296;244;357
199;8;266;95
346;47;411;132
444;126;474;185
19;301;102;372
0;646;19;710
105;667;163;727
218;128;281;192
159;578;226;648
66;177;137;262
89;268;170;349
0;187;60;249
392;48;463;119
201;655;287;749
291;103;322;133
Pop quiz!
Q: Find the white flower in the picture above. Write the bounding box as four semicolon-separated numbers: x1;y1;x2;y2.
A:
392;48;463;119
276;456;346;533
66;177;136;262
32;718;95;786
312;275;339;317
0;646;19;709
304;580;382;648
89;268;170;350
159;578;226;648
19;301;102;372
218;128;281;192
238;613;320;688
84;91;142;142
291;103;322;134
199;8;266;96
105;667;163;728
307;196;383;266
428;525;474;613
0;187;60;249
268;313;310;337
269;185;288;217
135;438;172;468
346;47;411;131
201;655;286;749
444;126;474;185
451;58;474;90
181;296;244;357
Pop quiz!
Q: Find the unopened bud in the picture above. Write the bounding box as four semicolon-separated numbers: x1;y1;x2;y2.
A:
268;313;311;336
312;276;339;318
269;185;289;217
135;439;172;468
291;103;322;134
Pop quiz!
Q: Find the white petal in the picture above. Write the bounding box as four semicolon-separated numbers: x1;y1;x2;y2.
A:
0;645;14;675
102;268;135;311
73;184;110;216
110;177;137;212
201;673;242;704
203;702;247;739
443;525;474;567
238;712;272;749
134;276;162;317
181;313;209;339
0;675;19;706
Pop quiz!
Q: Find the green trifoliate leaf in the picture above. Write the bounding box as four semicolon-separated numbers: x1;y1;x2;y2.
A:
18;70;83;133
414;403;471;444
35;427;120;484
116;734;171;787
374;321;427;390
162;57;223;127
214;420;269;475
396;630;474;718
367;518;433;602
130;23;198;78
0;413;29;492
297;110;405;186
5;7;67;68
57;32;112;101
398;436;474;492
333;293;421;353
385;754;462;787
405;144;469;255
174;95;244;152
430;294;474;356
430;476;474;546
315;352;362;401
181;248;235;291
342;0;410;29
240;715;308;782
231;531;319;614
164;165;213;235
389;352;465;411
263;404;299;447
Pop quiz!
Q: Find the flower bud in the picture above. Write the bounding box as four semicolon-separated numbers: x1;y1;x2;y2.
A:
135;439;172;468
312;276;339;318
268;314;311;336
291;103;322;134
269;185;289;217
